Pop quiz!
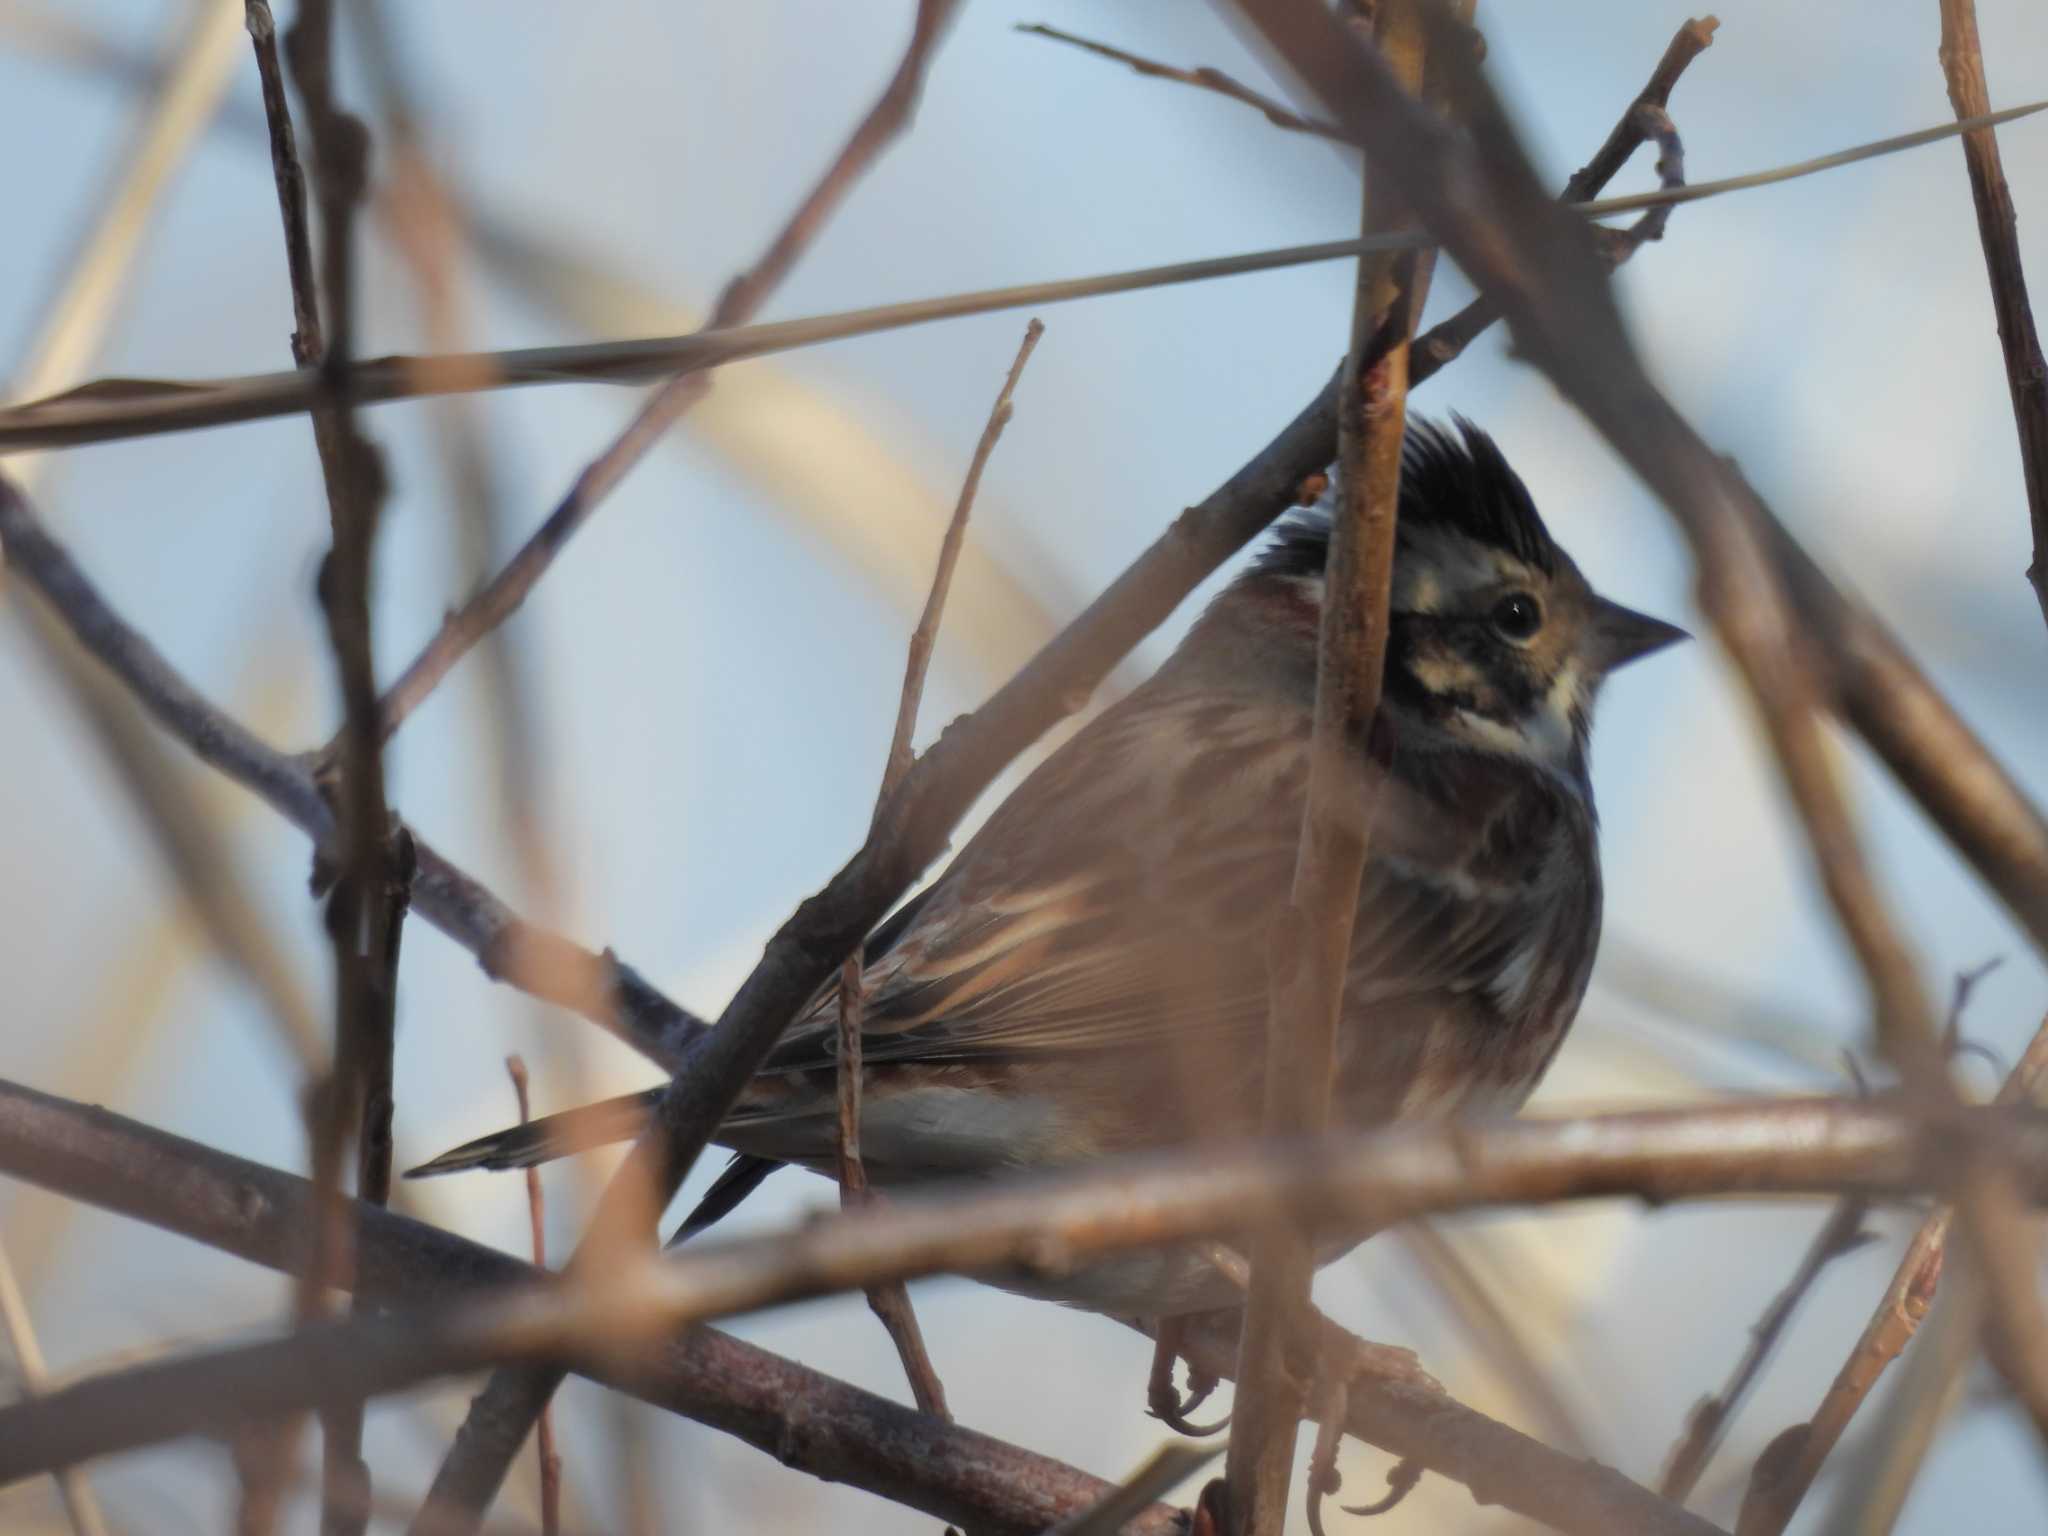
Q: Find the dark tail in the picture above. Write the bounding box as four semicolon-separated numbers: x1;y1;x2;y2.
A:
404;1087;664;1177
671;1154;782;1243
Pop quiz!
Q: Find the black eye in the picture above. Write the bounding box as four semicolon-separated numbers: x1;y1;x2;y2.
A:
1490;592;1543;641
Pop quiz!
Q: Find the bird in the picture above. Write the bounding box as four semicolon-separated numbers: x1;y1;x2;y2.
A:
411;416;1683;1379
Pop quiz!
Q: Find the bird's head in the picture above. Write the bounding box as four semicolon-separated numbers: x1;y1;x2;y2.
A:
1209;417;1686;781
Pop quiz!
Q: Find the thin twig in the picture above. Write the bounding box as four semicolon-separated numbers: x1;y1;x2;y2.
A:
11;1094;2048;1533
1226;6;1425;1531
1393;1222;1595;1459
263;7;404;1531
361;0;963;750
1014;22;1345;141
505;1060;562;1536
1045;1441;1228;1536
0;1076;1181;1536
0;1238;110;1536
836;319;1043;1419
4;96;2044;455
1735;1013;2048;1535
1659;1198;1874;1504
1938;0;2048;634
407;7;966;1529
1811;1270;1983;1536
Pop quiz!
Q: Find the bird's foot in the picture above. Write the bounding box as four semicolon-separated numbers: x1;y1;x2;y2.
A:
1302;1334;1438;1535
1146;1314;1231;1437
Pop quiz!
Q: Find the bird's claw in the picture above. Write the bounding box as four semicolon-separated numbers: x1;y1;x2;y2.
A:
1303;1349;1430;1535
1147;1317;1232;1437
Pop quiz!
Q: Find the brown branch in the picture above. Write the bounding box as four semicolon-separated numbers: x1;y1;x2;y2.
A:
15;1093;2048;1531
1737;1014;2048;1536
505;1060;562;1536
10;94;2045;456
361;0;963;751
1226;6;1425;1531
1234;0;2048;1455
407;6;968;1527
1014;22;1346;141
0;473;707;1076
267;7;405;1531
1394;1222;1595;1459
836;319;1043;1419
242;1;320;368
0;1078;1177;1536
402;372;1343;1530
1659;1198;1873;1504
0;1238;110;1536
1938;0;2048;634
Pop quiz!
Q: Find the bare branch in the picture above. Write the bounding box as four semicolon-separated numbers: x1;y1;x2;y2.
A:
0;1077;1178;1536
408;6;969;1525
3;96;2041;456
1227;5;1425;1529
11;1092;2048;1530
1737;1014;2048;1535
1938;0;2048;633
505;1060;562;1536
0;1239;110;1536
363;0;965;750
835;319;1043;1418
1015;22;1345;141
1660;1198;1873;1504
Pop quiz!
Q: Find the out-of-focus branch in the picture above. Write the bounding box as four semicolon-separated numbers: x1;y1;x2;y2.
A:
362;0;964;749
408;6;969;1527
1227;5;1425;1531
1938;0;2048;634
1660;1198;1873;1505
0;1239;109;1536
4;95;2042;456
1736;1015;2048;1536
0;1078;1177;1536
0;472;703;1074
835;320;1042;1419
1231;0;2048;1451
2;0;243;412
17;1094;2048;1532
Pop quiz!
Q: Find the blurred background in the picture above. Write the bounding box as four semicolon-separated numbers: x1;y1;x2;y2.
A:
2;1;2046;1531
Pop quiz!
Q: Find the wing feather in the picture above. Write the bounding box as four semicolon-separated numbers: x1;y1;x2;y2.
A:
750;690;1563;1082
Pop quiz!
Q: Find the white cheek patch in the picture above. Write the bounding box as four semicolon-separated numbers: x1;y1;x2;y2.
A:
1410;654;1472;694
1449;701;1574;768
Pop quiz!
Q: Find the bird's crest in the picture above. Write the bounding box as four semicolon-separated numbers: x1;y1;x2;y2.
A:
1253;416;1557;583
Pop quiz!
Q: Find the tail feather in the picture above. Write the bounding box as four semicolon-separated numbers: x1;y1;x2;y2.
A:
404;1087;664;1177
670;1154;782;1244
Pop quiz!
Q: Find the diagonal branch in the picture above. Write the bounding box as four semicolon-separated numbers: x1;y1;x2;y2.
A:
362;0;964;749
834;319;1043;1419
406;5;970;1526
0;1077;1177;1536
1736;1011;2048;1536
1228;0;2048;1456
1938;0;2048;635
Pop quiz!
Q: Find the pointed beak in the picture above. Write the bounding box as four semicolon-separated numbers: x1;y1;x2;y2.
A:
1592;597;1689;672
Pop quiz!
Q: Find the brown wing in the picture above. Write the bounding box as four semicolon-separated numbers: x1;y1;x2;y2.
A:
754;688;1565;1078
